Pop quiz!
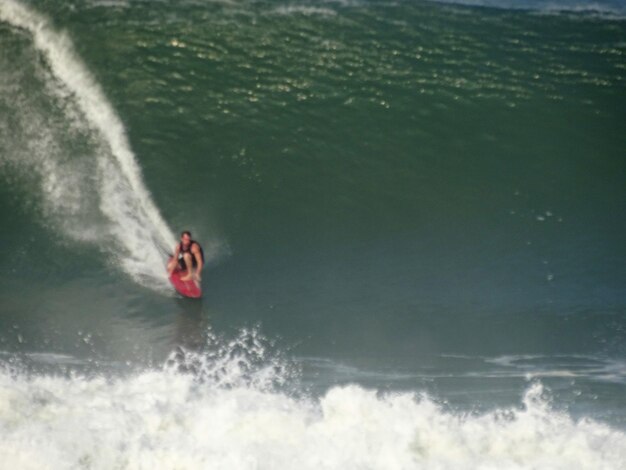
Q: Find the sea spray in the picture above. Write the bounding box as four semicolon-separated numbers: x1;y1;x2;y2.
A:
0;0;176;288
164;327;299;392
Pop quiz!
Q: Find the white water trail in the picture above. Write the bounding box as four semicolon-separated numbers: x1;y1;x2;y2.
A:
0;0;176;288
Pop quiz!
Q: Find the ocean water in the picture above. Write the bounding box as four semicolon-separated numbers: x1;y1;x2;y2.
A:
0;0;625;467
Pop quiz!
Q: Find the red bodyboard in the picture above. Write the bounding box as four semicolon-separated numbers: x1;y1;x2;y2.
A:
169;261;202;298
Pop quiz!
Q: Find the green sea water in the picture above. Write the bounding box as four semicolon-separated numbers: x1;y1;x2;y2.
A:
0;0;625;466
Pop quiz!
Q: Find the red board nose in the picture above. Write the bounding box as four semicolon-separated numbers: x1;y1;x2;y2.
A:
169;269;202;298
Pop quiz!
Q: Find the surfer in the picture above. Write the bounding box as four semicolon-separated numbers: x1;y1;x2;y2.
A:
167;231;204;282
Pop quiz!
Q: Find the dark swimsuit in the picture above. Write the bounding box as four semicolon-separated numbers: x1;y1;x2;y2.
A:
178;240;204;270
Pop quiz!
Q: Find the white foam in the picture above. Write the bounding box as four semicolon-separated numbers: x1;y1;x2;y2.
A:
0;363;624;469
272;5;339;16
1;327;625;469
485;354;626;384
0;0;176;289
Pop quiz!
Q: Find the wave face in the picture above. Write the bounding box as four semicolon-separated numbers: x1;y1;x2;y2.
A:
0;0;175;288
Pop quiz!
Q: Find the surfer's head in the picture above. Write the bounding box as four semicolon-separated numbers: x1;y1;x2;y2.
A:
180;231;192;247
